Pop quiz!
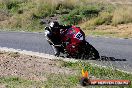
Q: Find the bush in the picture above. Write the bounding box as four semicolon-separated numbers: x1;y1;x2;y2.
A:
61;15;82;25
6;1;19;10
1;0;27;14
60;9;80;25
79;5;101;18
60;4;104;25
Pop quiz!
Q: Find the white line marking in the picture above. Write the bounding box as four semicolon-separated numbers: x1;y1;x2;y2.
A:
0;46;78;63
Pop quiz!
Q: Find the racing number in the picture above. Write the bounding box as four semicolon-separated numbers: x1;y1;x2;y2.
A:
75;32;83;40
76;33;82;39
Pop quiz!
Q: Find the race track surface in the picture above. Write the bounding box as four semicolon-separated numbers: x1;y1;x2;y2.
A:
0;32;132;73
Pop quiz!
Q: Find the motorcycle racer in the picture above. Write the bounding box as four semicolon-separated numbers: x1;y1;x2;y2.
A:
44;21;71;56
44;21;99;59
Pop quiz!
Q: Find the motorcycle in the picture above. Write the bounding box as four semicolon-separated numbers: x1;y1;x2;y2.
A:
45;26;100;60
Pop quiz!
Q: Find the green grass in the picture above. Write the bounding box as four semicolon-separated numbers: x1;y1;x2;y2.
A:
0;0;132;33
0;74;78;88
43;74;78;88
60;61;132;88
0;76;43;88
0;60;132;88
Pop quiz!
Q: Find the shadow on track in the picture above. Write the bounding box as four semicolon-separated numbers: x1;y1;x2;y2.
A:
59;54;127;61
98;56;127;61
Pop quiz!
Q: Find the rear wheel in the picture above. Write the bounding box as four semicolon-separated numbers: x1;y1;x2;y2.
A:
83;42;100;60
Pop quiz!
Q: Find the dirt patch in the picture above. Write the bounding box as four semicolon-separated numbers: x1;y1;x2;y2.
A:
0;51;77;81
0;84;6;88
83;23;132;38
96;23;132;38
0;11;9;21
107;0;132;4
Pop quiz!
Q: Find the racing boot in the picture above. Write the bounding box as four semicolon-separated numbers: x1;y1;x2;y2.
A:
51;45;60;57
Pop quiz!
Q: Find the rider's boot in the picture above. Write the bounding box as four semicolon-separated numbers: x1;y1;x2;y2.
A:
51;45;60;57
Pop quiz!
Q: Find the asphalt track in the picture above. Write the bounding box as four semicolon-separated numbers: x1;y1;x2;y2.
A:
0;32;132;73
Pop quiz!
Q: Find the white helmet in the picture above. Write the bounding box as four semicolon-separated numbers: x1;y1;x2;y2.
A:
49;21;59;28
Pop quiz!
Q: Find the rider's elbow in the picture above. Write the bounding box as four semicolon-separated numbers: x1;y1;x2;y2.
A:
44;30;50;36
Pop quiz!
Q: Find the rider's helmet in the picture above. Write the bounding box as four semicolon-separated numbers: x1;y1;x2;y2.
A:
49;21;61;34
49;21;60;29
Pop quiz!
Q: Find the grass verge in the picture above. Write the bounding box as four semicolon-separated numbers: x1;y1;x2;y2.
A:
60;61;132;88
0;59;132;88
0;76;43;88
0;74;78;88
